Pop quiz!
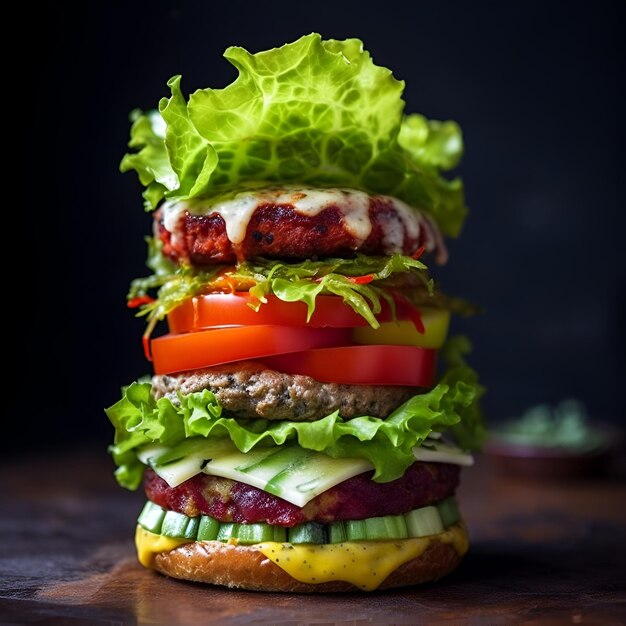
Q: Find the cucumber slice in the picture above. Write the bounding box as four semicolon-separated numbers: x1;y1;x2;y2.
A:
345;519;368;541
197;515;220;541
288;522;327;544
391;515;409;539
137;501;167;534
183;516;200;540
217;522;239;542
138;499;456;547
363;515;408;540
234;523;275;544
405;506;444;537
228;523;287;544
437;497;461;528
329;521;348;544
161;510;192;538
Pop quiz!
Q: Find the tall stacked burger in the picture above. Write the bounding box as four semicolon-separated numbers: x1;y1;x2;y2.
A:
107;34;485;592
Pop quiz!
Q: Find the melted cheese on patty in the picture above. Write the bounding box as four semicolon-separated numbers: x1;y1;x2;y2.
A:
161;186;423;251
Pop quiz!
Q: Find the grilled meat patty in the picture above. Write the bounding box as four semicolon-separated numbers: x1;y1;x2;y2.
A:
152;362;416;421
158;191;448;265
144;462;459;526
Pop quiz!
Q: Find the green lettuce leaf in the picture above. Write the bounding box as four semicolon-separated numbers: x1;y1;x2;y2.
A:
398;114;463;171
106;337;483;490
119;110;179;210
440;336;487;450
121;33;467;236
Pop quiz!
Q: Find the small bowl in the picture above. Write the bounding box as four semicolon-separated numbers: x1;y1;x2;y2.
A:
483;423;621;480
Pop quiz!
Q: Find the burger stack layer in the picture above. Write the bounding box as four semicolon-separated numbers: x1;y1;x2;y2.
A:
106;34;485;592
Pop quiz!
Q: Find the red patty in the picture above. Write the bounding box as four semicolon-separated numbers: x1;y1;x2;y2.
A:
144;462;459;526
159;199;424;265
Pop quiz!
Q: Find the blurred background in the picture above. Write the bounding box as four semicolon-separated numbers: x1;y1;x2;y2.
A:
21;0;620;451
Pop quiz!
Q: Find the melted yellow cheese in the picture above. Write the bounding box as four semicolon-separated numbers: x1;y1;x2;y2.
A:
135;526;190;568
134;522;468;590
258;523;468;591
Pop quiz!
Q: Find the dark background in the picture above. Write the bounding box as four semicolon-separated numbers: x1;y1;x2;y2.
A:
22;1;620;451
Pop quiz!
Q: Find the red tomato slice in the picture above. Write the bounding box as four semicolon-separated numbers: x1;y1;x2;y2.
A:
151;326;352;375
260;345;437;387
168;293;424;333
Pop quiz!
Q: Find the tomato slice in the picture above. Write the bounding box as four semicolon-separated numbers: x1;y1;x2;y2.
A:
260;345;437;387
168;293;423;333
151;326;352;375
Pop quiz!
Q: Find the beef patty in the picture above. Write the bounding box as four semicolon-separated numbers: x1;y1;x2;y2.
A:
152;362;416;421
144;461;459;526
158;191;447;265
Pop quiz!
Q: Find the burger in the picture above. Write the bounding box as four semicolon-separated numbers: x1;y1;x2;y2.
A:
106;33;485;592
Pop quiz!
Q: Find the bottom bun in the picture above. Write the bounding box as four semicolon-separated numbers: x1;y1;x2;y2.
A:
149;523;468;592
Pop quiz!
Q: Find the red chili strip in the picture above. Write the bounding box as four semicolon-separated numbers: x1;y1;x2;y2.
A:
127;295;155;308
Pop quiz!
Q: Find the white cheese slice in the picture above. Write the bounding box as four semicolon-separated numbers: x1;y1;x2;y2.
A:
413;440;474;466
137;438;373;507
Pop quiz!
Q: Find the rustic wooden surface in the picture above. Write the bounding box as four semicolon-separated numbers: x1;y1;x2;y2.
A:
1;446;625;625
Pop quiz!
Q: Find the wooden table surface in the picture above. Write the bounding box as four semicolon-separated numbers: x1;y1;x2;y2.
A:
2;446;625;625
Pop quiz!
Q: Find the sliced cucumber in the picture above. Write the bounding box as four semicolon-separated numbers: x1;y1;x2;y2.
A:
288;522;327;544
197;515;219;541
329;521;348;544
363;515;408;540
216;522;239;542
404;506;444;537
137;501;166;534
345;519;368;541
437;497;461;528
161;510;192;538
183;516;200;540
136;499;457;545
235;523;275;544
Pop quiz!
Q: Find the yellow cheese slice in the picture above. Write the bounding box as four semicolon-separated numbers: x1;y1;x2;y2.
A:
135;526;191;567
258;522;468;591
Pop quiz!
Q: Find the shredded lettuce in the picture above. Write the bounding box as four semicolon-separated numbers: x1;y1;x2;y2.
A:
128;241;431;331
106;337;484;490
121;33;466;237
233;254;430;327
